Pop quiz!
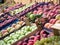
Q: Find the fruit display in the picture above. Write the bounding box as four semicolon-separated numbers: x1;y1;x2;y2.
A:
19;2;60;23
33;4;60;19
26;12;42;22
0;24;37;45
16;31;40;45
0;21;25;38
0;1;60;45
0;14;17;30
13;29;54;45
12;2;60;45
34;36;60;45
9;3;35;16
4;3;24;13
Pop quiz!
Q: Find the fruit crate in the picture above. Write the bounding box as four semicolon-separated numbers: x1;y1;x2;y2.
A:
0;23;39;45
9;2;37;16
12;1;60;34
14;0;60;4
0;12;20;30
14;2;46;18
0;22;25;40
4;3;25;13
0;3;24;17
12;26;41;45
12;25;52;45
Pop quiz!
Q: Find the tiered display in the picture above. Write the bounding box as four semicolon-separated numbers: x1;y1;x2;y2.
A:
0;1;60;45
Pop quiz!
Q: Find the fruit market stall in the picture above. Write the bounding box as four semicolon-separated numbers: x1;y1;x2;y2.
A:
0;0;60;45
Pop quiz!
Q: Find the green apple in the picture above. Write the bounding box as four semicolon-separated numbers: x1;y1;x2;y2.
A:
29;14;35;20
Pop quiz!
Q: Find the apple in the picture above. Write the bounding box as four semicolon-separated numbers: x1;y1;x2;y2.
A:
33;10;37;14
29;14;35;20
27;42;34;45
44;23;53;29
49;19;57;24
22;42;27;45
17;41;22;45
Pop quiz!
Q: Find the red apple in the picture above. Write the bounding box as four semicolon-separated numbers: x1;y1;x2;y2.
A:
40;30;46;35
49;19;57;24
33;10;37;14
44;23;50;28
17;41;22;45
44;23;53;29
22;42;27;45
27;42;34;45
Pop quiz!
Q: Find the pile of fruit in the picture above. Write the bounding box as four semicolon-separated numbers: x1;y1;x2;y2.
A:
0;1;60;45
0;24;37;45
16;30;54;45
34;36;60;45
9;3;35;16
0;14;17;30
4;3;24;13
14;2;60;45
0;21;24;38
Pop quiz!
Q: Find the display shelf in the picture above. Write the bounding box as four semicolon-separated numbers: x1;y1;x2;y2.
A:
0;22;25;40
12;26;40;45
